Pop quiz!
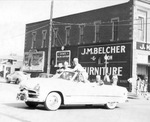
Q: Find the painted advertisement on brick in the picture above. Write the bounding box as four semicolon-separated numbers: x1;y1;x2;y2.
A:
23;51;45;72
78;42;132;87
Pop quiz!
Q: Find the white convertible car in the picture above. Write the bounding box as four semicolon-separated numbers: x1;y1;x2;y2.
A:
17;71;128;111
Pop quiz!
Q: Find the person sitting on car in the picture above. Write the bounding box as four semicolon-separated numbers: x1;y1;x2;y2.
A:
56;63;64;74
63;61;71;71
96;75;104;86
72;58;89;83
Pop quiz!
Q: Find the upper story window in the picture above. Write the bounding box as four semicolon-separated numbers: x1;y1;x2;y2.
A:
137;9;147;42
65;26;71;45
94;21;101;43
41;30;47;48
53;28;58;47
79;24;85;44
111;18;119;41
138;16;144;41
31;31;37;49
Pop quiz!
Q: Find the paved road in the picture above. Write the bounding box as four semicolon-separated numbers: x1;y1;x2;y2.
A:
0;81;150;122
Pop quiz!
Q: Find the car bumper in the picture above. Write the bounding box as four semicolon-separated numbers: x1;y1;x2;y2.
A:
16;90;44;102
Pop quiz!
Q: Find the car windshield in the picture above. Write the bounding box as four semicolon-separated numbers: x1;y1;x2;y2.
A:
58;71;75;80
38;73;53;78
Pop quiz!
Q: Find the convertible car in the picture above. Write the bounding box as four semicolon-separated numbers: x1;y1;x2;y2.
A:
17;71;128;111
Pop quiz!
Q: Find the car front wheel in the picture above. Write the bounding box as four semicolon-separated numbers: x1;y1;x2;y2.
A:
44;92;61;111
105;102;117;109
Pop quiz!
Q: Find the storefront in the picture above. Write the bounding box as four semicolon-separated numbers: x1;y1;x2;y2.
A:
78;41;132;88
51;41;132;89
135;42;150;92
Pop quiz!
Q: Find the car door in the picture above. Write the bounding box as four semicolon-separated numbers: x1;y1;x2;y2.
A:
63;74;97;104
88;84;121;104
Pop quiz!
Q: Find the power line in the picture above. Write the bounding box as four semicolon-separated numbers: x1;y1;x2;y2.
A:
2;17;150;42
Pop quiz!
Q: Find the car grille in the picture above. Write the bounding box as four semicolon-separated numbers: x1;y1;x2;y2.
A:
28;90;39;98
20;89;39;98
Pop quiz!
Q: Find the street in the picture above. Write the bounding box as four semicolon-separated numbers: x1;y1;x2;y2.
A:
0;80;150;122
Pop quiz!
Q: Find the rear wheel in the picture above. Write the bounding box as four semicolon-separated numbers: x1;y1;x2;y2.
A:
6;78;10;83
105;102;117;109
25;102;38;108
44;92;61;111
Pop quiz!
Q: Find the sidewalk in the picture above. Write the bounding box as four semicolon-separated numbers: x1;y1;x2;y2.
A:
0;77;6;83
128;92;150;100
128;92;138;99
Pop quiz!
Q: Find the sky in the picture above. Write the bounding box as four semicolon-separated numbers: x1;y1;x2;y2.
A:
0;0;129;57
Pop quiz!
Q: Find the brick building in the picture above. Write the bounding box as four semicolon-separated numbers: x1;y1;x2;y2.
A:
24;0;150;90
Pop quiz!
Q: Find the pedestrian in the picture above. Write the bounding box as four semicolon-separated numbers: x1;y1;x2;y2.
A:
103;73;110;84
112;73;118;85
136;76;142;95
127;76;137;94
96;75;104;85
143;77;148;92
72;58;89;83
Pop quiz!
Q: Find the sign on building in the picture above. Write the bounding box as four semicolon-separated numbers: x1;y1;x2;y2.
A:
136;42;150;51
23;51;45;72
55;50;71;67
78;42;132;84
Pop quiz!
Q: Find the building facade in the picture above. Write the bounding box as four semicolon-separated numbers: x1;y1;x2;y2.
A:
0;54;23;78
24;0;150;91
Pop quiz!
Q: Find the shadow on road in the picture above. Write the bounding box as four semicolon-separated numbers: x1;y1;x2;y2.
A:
3;102;120;111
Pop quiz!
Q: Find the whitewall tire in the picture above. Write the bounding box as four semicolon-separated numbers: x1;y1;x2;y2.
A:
105;102;117;109
44;92;61;111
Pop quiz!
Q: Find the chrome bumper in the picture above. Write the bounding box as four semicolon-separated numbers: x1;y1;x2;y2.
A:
16;90;41;102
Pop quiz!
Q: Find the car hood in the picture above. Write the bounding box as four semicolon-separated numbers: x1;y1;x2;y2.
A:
20;77;68;90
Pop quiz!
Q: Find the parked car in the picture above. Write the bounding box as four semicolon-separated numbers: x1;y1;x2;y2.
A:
17;71;128;111
6;71;30;84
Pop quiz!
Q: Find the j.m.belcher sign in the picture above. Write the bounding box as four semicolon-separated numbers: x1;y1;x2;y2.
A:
78;42;132;84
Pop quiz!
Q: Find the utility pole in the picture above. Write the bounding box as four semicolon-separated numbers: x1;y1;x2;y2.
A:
47;0;54;74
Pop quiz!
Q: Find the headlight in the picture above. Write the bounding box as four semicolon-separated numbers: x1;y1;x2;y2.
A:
19;84;25;90
34;84;40;93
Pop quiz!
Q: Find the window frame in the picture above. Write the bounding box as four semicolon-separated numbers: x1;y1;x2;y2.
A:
79;24;85;44
31;31;37;49
65;26;71;45
94;21;101;43
110;17;119;42
53;28;58;47
41;30;47;48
